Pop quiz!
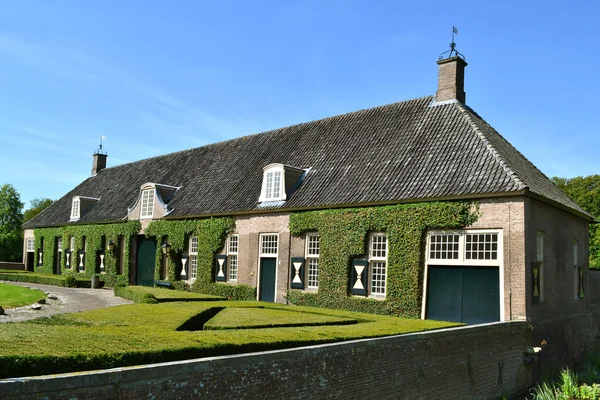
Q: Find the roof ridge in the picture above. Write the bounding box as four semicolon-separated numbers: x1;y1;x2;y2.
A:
456;103;528;190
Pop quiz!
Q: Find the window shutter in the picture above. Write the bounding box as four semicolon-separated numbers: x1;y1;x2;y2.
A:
215;255;227;282
65;250;72;269
37;249;43;266
290;257;305;289
77;250;86;272
350;259;369;296
180;254;189;280
97;250;105;273
531;261;541;305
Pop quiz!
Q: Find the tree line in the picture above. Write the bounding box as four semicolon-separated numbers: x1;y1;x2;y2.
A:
0;184;53;262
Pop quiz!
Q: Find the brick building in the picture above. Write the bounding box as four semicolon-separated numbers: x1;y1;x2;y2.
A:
22;52;592;329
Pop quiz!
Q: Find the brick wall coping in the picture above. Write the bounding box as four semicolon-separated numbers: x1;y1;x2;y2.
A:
0;320;530;396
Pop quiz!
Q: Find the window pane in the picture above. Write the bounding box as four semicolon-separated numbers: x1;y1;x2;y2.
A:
190;237;198;254
190;255;197;279
370;235;387;258
307;258;318;288
429;234;460;260
307;234;319;256
229;235;239;254
229;255;238;281
371;261;386;294
141;189;154;218
261;235;278;255
465;232;498;260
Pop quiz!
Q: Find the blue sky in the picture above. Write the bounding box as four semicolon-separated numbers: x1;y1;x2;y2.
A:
0;1;598;208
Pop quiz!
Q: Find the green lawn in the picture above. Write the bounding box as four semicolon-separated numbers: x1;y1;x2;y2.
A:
122;285;225;301
0;301;460;379
0;283;46;308
204;307;357;330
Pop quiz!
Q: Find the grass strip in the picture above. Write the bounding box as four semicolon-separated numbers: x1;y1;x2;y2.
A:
203;307;357;330
114;285;226;303
0;283;46;308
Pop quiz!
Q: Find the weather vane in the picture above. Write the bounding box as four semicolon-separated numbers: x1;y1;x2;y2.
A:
94;135;107;155
439;26;466;61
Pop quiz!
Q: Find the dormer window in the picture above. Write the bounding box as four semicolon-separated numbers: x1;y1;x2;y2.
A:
140;189;154;219
70;196;99;222
71;198;80;220
265;170;282;200
258;164;308;204
129;183;179;221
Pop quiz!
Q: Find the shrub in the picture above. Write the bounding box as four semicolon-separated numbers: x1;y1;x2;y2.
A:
114;286;158;304
0;272;91;288
64;276;77;288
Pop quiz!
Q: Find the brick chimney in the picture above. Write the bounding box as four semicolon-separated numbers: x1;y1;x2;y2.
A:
436;56;467;103
92;153;107;176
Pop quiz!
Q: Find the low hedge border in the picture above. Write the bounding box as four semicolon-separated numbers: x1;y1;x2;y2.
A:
0;272;91;288
113;286;159;304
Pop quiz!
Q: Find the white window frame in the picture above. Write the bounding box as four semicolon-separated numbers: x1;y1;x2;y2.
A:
368;233;388;298
140;189;154;219
257;233;279;301
259;164;285;202
26;238;35;252
70;236;76;251
421;229;505;321
189;236;198;280
70;198;80;221
228;234;239;282
57;238;62;252
306;233;319;289
259;233;279;256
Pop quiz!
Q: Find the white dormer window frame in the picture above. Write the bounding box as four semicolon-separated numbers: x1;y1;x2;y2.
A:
259;164;285;202
140;188;155;219
70;196;99;222
71;198;80;221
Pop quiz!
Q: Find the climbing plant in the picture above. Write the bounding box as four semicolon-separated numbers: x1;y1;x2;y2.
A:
287;201;479;318
144;217;254;299
33;221;141;286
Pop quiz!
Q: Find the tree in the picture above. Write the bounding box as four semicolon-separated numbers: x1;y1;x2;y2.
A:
23;198;53;223
552;175;600;268
0;184;24;262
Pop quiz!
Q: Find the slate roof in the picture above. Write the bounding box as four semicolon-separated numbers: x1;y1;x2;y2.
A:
24;95;590;228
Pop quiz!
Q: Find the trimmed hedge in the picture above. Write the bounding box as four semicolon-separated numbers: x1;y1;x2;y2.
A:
0;301;459;379
115;285;226;302
0;272;91;288
113;286;158;304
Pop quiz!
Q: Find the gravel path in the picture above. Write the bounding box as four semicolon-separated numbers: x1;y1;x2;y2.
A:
0;281;133;323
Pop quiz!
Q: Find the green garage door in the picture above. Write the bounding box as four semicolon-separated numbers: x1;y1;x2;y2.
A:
426;266;500;324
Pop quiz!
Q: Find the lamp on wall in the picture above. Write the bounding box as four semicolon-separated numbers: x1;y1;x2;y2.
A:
107;240;115;252
161;241;171;255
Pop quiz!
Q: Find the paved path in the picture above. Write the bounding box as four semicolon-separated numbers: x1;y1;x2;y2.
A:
0;281;133;323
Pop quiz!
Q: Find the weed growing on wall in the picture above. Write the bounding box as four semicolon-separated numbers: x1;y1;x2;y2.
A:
34;221;141;286
287;201;478;318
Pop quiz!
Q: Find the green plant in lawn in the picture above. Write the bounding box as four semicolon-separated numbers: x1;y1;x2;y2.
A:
0;283;46;308
288;201;478;317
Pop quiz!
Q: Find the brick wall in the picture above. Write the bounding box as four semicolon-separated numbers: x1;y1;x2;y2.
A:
0;322;534;400
0;262;25;270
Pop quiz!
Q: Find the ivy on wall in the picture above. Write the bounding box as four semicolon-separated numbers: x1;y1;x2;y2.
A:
33;221;141;286
287;201;479;318
144;218;255;299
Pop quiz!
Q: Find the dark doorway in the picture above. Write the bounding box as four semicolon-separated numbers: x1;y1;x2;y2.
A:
259;258;276;302
53;237;62;275
426;266;500;324
136;236;157;286
26;253;34;271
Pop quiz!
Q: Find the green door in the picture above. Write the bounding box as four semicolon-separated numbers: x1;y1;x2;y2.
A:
136;236;157;287
259;258;276;302
426;266;499;324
